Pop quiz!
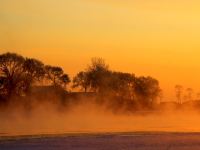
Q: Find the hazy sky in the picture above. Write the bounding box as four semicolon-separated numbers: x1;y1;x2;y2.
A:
1;0;200;100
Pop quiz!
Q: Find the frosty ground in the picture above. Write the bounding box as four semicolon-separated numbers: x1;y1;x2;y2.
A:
1;132;200;150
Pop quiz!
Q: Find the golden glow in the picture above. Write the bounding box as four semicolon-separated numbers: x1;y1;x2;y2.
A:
1;0;200;100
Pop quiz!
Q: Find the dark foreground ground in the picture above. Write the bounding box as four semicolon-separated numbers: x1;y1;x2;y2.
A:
1;132;200;150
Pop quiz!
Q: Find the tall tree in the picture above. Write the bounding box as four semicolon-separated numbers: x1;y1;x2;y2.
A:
134;76;161;106
108;72;135;99
175;85;183;104
87;57;110;92
158;90;163;104
23;58;45;92
186;88;193;101
0;52;25;97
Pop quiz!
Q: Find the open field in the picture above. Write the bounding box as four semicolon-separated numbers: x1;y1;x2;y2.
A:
1;132;200;150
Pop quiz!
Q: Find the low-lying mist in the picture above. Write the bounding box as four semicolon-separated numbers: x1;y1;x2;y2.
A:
1;96;200;136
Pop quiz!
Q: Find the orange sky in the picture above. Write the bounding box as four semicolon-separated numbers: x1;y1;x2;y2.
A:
1;0;200;101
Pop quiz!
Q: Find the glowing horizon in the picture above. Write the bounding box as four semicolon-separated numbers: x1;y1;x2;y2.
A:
1;0;200;101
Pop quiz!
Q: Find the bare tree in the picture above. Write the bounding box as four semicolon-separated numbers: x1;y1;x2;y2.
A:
88;57;109;72
86;58;110;92
186;88;193;101
175;85;183;104
158;90;163;104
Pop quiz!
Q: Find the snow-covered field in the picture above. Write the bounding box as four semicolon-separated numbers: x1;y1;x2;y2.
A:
1;132;200;150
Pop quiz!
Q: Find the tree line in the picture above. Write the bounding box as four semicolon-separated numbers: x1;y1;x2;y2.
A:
175;85;200;104
0;52;161;108
0;52;70;99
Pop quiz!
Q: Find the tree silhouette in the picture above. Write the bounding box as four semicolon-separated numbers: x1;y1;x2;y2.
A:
0;52;25;97
45;65;70;89
88;57;109;72
0;52;71;99
108;72;135;99
175;85;183;104
134;76;161;106
86;57;110;92
186;88;193;101
73;57;161;107
23;58;45;92
60;74;70;89
73;71;90;92
0;52;164;111
45;66;63;85
158;90;163;104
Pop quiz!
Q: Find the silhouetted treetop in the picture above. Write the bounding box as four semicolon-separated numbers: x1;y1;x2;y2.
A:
0;52;25;97
45;65;70;89
0;52;161;109
0;52;70;98
23;58;45;80
87;57;109;72
73;57;161;107
60;74;70;89
86;58;110;92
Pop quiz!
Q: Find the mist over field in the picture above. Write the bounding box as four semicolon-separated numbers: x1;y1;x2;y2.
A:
1;52;200;137
2;100;200;150
1;95;200;137
2;0;200;149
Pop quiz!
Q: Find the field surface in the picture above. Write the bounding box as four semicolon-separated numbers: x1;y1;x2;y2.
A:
1;132;200;150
